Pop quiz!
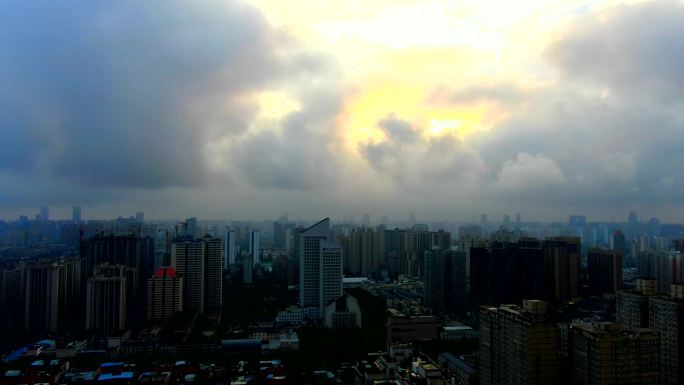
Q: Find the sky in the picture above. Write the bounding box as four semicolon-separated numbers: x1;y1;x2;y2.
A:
1;0;684;222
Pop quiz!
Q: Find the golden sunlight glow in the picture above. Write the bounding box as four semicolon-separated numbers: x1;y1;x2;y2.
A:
246;0;650;156
340;81;508;151
257;91;301;120
429;119;462;135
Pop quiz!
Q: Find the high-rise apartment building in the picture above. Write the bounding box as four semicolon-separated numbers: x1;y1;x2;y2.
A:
224;229;236;268
543;237;580;301
0;262;23;325
444;250;468;314
339;228;378;276
470;240;545;323
423;249;445;312
383;228;406;277
24;262;62;334
299;218;343;319
569;321;659;385
654;252;683;294
319;241;343;313
172;239;204;314
479;300;558;385
616;278;658;329
587;248;622;295
171;235;222;315
249;230;260;267
146;267;183;321
85;275;127;334
23;258;82;334
80;236;153;329
649;284;684;385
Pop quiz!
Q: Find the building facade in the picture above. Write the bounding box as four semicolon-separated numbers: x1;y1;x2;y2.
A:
587;248;622;295
649;284;684;385
569;321;659;385
146;267;183;321
479;300;559;385
299;218;343;318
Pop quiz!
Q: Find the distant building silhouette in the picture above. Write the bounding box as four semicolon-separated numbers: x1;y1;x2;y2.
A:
587;248;622;295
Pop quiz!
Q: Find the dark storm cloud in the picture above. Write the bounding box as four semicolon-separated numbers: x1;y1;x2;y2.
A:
546;0;684;102
0;0;282;188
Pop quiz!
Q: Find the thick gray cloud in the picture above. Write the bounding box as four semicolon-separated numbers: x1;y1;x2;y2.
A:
546;0;684;103
230;84;344;190
352;0;684;219
3;0;684;221
0;0;282;188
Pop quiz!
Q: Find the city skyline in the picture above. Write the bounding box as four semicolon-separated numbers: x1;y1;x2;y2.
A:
0;205;677;225
1;1;684;220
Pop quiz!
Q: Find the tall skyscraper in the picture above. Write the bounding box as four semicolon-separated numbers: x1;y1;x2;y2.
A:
587;248;622;295
480;300;559;385
649;284;684;385
249;230;260;267
224;229;236;268
85;275;127;334
39;205;49;221
135;211;145;222
72;205;82;223
147;267;183;321
299;218;343;318
171;235;223;315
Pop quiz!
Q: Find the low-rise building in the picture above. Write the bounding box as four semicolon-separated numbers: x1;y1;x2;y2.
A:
324;292;362;329
440;326;478;341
